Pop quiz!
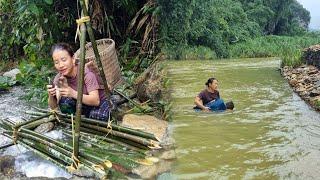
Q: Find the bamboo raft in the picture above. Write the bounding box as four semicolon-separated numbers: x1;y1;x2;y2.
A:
0;0;163;178
0;107;161;179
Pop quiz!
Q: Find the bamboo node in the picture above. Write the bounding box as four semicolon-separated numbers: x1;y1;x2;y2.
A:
12;128;18;144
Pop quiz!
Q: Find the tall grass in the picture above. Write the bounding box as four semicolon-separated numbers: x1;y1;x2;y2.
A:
229;33;320;66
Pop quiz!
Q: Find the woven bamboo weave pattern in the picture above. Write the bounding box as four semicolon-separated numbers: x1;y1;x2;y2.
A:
75;39;123;90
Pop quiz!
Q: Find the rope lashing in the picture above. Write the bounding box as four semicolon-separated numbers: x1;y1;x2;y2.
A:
75;16;90;42
50;109;60;122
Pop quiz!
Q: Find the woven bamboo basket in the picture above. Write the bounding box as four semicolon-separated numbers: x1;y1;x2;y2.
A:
75;39;123;90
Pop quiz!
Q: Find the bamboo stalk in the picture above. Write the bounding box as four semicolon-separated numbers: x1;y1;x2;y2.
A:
2;133;68;170
0;119;14;130
62;130;144;158
21;138;73;165
3;132;107;177
65;114;157;141
14;113;50;129
79;0;111;98
62;118;156;147
59;120;149;152
116;93;137;105
73;6;87;168
26;110;158;141
22;115;56;129
25;110;47;116
19;136;103;175
19;128;112;170
114;89;144;110
0;142;14;149
75;124;145;152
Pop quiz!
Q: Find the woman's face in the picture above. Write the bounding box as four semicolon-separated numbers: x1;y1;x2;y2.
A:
209;80;218;90
52;49;75;77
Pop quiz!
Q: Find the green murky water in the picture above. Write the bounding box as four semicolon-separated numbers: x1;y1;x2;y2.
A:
167;58;320;179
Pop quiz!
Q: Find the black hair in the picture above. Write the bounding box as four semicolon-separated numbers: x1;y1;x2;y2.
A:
205;77;217;87
225;101;234;110
50;43;74;57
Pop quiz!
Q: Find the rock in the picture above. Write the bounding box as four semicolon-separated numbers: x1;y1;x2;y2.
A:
315;80;320;88
281;63;320;112
132;160;173;179
34;122;55;134
121;114;168;141
0;155;15;176
135;63;165;102
289;79;298;86
310;89;320;97
295;87;306;92
3;69;20;81
160;150;176;160
302;44;320;67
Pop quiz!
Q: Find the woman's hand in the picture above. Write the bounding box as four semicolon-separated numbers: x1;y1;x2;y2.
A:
47;85;56;97
202;107;210;112
59;86;76;98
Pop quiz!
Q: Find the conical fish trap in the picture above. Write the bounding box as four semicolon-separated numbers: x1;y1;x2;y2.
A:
75;39;123;90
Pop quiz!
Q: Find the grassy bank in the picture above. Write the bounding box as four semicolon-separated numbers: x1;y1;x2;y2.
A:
162;33;320;67
229;33;320;67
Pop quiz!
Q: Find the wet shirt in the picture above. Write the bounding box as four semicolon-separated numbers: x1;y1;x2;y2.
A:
53;67;106;102
198;89;220;105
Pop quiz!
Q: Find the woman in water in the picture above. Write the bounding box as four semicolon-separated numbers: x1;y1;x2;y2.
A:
194;77;233;112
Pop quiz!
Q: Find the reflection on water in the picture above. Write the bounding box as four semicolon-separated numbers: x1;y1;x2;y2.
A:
167;58;320;179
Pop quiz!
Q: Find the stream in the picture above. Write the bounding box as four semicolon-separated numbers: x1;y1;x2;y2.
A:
167;58;320;179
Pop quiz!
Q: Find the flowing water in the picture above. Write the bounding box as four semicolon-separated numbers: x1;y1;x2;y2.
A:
0;87;72;178
167;58;320;179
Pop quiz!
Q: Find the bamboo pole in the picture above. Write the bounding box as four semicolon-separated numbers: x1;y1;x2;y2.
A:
14;113;50;129
73;5;87;168
79;0;111;99
0;142;14;150
19;128;112;169
2;131;107;177
26;110;158;141
62;130;145;158
19;135;105;175
2;133;68;171
22;115;56;129
61;117;157;148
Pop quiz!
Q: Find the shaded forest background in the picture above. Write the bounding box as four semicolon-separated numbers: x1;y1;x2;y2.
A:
0;0;319;103
0;0;315;63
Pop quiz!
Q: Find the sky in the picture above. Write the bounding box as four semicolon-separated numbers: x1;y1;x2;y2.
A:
296;0;320;30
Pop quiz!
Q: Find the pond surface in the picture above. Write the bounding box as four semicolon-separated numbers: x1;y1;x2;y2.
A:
167;58;320;179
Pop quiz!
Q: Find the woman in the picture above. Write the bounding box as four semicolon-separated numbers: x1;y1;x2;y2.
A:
194;77;227;112
47;43;112;121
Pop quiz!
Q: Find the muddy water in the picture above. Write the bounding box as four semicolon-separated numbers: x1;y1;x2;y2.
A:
167;58;320;179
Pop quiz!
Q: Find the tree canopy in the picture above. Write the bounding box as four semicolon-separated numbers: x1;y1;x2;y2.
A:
158;0;311;58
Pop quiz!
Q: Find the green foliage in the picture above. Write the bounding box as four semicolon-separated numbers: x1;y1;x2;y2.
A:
0;76;16;91
0;0;72;61
229;33;320;66
281;48;303;68
229;34;320;57
315;100;320;108
16;58;55;107
159;0;310;59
